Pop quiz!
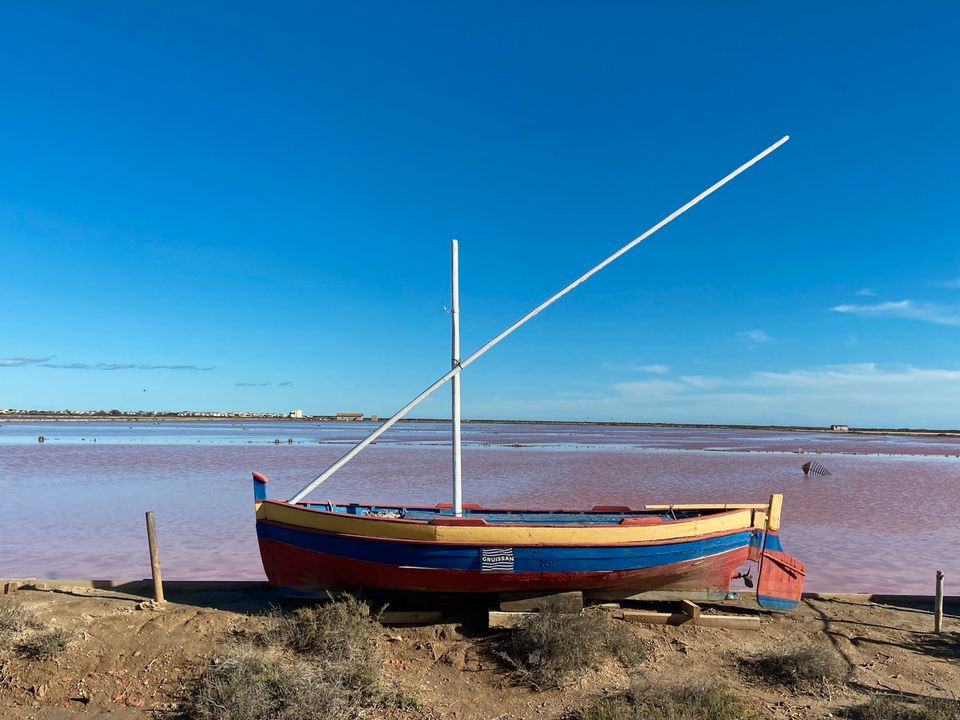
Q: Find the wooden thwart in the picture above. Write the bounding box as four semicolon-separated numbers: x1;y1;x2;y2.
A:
643;503;768;510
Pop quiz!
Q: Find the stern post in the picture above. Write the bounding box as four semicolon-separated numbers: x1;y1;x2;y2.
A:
253;472;269;503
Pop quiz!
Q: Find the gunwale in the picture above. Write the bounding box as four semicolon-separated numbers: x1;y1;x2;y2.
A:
255;499;765;546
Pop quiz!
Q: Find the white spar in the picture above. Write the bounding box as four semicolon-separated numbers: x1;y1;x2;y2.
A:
288;135;790;504
451;238;463;516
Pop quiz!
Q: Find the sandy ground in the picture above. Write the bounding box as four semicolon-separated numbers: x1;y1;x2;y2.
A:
0;585;957;719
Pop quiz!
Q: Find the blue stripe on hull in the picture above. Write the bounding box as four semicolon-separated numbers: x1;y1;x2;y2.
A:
763;533;784;552
757;594;801;611
256;521;753;573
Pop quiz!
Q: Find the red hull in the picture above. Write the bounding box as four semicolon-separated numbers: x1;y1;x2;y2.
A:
258;536;749;594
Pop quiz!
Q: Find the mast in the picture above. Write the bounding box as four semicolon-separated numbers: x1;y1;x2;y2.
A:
451;239;463;516
288;135;789;504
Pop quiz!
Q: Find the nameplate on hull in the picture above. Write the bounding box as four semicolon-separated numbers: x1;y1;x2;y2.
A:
481;547;515;572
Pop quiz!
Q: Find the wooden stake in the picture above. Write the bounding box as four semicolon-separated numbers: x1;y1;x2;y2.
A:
145;511;165;603
935;569;944;634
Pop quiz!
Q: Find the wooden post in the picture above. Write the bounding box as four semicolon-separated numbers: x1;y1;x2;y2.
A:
145;511;165;603
935;570;944;634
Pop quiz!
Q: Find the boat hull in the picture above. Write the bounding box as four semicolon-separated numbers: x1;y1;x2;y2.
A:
251;474;804;608
256;520;752;595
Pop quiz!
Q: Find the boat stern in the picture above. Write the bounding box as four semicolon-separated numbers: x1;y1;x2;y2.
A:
754;494;806;611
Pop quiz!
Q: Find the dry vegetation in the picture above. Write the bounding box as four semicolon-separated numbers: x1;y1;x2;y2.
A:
0;601;42;648
500;605;646;689
189;649;352;720
0;588;957;720
262;595;382;690
0;599;69;661
578;681;749;720
741;643;849;688
189;596;393;720
842;695;960;720
15;627;71;661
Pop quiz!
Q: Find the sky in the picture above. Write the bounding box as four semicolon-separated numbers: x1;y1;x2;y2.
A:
1;2;959;428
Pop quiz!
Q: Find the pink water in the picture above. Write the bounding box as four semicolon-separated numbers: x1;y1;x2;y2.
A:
2;420;958;593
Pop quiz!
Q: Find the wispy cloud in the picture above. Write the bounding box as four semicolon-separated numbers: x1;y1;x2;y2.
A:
636;364;669;375
278;380;294;387
737;329;772;343
601;361;670;374
856;288;877;296
677;375;724;389
236;380;294;387
943;278;960;289
470;362;960;427
0;356;52;367
831;300;960;326
42;362;215;371
611;378;689;399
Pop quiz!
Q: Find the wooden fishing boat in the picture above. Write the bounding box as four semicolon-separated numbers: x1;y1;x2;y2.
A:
252;136;806;611
254;479;804;609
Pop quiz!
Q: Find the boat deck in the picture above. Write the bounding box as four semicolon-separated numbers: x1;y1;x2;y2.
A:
297;502;698;524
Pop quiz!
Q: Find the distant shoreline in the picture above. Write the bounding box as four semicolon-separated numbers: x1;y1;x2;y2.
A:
2;411;959;437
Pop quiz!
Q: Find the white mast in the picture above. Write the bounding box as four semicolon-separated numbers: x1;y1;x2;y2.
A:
288;135;789;504
451;239;463;516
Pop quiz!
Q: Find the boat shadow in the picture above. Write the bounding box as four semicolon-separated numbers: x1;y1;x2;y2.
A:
123;582;501;621
50;580;288;614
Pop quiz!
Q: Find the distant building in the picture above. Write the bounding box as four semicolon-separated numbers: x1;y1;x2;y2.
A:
289;409;304;419
366;415;379;422
336;412;364;421
830;424;849;432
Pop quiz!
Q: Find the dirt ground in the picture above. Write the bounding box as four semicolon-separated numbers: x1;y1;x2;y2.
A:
0;584;956;719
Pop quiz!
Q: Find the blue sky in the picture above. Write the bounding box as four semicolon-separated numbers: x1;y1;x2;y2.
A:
1;2;959;427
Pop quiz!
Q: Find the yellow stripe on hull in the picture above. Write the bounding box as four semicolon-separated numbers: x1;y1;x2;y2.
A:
256;501;767;545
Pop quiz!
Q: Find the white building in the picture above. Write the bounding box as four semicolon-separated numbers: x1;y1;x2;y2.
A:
289;409;304;419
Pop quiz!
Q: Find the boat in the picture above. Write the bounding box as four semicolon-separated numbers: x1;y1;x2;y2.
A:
252;136;806;611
